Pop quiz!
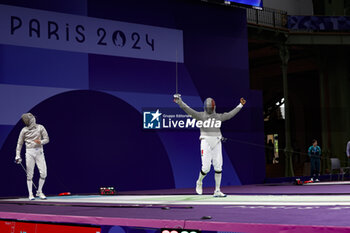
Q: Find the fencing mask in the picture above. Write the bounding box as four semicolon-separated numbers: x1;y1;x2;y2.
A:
204;98;216;114
22;113;36;128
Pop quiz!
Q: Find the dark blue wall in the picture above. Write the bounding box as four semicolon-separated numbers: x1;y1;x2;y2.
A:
0;0;264;197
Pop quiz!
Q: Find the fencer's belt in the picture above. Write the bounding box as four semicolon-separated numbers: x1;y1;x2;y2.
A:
199;136;222;140
26;147;43;152
200;136;222;150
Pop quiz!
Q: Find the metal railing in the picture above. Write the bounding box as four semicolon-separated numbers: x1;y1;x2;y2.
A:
247;7;288;29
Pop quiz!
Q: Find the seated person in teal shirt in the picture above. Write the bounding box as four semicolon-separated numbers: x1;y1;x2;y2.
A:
308;139;322;182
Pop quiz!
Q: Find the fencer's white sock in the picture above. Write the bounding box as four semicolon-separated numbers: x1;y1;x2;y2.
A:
215;172;222;192
197;171;206;183
27;180;33;195
38;178;45;193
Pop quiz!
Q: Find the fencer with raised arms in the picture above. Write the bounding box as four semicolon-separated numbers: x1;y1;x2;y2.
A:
15;113;49;200
174;95;246;197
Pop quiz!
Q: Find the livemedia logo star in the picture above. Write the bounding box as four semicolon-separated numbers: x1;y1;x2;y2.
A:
143;109;162;129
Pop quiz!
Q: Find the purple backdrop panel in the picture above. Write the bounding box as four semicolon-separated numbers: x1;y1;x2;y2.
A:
89;55;196;95
87;0;176;29
0;45;88;89
0;0;87;15
0;0;264;197
0;84;72;125
104;92;202;113
0;90;176;197
0;125;13;149
0;4;182;63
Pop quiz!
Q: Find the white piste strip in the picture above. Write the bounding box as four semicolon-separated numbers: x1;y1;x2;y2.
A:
3;194;350;206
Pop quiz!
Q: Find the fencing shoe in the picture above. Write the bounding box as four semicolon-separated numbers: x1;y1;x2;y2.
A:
36;191;47;200
29;193;35;200
213;190;227;198
196;180;203;195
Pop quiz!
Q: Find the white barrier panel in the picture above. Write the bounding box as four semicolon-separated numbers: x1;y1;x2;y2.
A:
0;4;183;62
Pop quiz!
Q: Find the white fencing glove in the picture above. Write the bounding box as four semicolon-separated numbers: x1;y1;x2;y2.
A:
173;93;182;104
15;155;22;164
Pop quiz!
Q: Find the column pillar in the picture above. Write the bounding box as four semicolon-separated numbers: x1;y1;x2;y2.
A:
279;45;294;177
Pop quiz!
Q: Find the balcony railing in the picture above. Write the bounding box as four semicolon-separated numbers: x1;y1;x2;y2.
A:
247;7;288;29
247;7;350;32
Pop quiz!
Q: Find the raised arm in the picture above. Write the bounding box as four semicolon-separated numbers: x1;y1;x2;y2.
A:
218;98;246;122
174;94;204;121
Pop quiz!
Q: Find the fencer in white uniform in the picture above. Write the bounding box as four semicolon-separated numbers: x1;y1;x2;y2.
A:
174;95;246;197
15;113;49;200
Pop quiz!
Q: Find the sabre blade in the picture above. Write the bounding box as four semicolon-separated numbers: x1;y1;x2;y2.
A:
176;49;178;94
19;162;38;190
